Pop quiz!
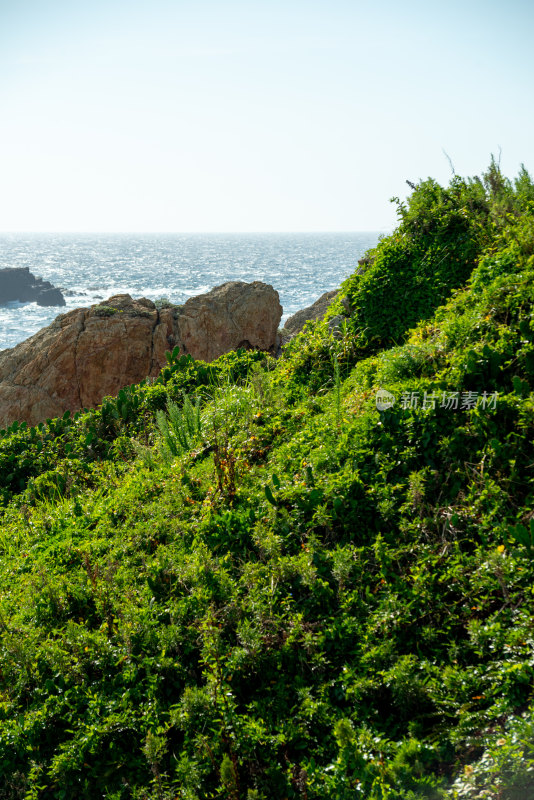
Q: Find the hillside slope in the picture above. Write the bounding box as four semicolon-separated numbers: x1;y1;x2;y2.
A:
0;162;533;799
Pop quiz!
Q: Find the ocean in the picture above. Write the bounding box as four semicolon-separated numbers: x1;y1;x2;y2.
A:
0;232;381;352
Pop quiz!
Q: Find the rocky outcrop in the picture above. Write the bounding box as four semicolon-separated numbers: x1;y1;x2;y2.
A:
0;267;65;307
0;281;282;427
284;290;339;337
178;280;281;362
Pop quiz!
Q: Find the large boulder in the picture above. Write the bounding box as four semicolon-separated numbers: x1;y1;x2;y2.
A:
0;267;65;307
0;281;281;427
177;280;281;362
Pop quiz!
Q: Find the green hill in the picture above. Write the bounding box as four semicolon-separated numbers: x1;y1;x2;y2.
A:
1;161;533;799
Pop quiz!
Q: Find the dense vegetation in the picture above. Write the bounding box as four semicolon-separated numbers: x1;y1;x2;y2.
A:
1;161;533;799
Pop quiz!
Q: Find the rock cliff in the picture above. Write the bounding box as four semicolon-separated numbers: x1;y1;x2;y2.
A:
0;281;282;427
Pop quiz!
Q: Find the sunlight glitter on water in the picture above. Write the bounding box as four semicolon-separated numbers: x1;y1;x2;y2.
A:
0;232;382;351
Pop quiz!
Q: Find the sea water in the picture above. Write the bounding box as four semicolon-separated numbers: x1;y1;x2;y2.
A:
0;232;382;351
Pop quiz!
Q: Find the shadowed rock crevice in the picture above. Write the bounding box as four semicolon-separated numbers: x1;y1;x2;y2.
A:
148;306;160;376
73;310;87;408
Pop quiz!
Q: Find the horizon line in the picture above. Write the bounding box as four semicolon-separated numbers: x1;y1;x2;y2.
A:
0;229;390;236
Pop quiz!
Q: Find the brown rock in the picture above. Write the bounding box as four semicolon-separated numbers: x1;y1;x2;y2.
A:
0;281;282;427
178;281;282;362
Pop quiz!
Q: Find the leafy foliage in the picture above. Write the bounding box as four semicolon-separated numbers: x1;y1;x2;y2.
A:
0;162;534;799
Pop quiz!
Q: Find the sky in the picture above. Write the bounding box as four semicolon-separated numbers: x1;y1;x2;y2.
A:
0;0;533;232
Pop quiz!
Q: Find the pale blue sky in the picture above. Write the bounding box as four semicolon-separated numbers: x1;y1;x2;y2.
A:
1;0;533;232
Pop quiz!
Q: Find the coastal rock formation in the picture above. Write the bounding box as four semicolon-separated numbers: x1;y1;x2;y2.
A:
178;280;281;362
284;290;339;337
0;267;65;307
0;281;282;427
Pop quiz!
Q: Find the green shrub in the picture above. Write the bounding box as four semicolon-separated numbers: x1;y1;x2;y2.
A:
0;162;533;798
